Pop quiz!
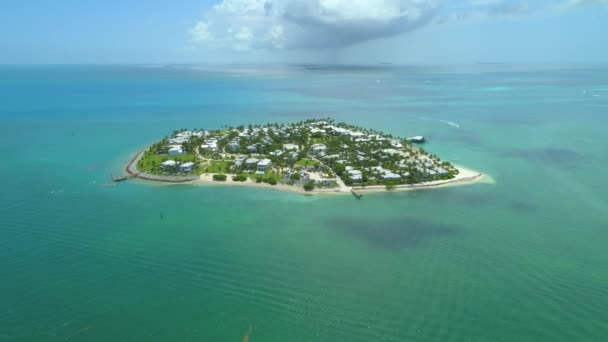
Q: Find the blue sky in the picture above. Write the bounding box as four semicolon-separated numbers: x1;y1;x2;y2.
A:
0;0;607;64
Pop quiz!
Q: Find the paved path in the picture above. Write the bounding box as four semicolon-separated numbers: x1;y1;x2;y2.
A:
335;176;351;193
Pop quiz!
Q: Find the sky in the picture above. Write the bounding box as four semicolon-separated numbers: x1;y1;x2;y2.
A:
0;0;607;65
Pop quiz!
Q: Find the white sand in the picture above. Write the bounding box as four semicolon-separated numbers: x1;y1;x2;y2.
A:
186;165;489;196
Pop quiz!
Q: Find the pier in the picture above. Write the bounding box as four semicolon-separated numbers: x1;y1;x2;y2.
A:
351;189;362;199
112;172;138;182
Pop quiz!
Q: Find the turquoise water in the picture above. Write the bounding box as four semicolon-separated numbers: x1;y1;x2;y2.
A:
1;65;607;341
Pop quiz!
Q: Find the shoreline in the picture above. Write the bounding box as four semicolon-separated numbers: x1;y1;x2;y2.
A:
124;151;489;196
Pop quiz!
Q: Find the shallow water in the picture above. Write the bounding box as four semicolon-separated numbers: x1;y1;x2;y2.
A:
1;65;607;341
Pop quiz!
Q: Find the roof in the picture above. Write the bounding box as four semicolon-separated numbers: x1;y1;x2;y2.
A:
283;143;299;150
258;159;272;166
245;158;260;164
161;160;177;166
180;162;195;167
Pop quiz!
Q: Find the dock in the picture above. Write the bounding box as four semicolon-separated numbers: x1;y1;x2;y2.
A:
351;189;362;199
112;172;138;182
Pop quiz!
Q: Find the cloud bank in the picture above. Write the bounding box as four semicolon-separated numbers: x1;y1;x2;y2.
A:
190;0;585;52
190;0;440;50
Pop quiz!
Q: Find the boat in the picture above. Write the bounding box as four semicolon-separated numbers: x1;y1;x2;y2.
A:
407;136;426;144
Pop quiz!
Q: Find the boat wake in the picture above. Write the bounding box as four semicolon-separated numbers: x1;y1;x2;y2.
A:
439;120;460;128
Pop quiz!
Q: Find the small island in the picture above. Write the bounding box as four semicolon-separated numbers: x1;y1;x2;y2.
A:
124;118;484;195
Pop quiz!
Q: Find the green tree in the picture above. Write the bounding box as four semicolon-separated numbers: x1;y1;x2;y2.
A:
213;174;227;181
334;163;346;176
303;181;315;192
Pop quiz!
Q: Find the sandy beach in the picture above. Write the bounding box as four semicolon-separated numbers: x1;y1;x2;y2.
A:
126;151;489;195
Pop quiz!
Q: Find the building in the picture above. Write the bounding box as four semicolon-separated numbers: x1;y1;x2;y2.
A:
201;138;218;152
180;162;195;173
257;159;273;174
247;145;258;154
234;155;246;168
168;145;184;156
311;144;327;156
349;131;366;139
245;158;260;170
347;169;363;183
227;140;240;153
269;150;284;157
161;160;177;168
283;143;299;152
382;172;401;181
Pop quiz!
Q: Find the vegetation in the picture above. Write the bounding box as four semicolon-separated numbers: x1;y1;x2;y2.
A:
232;174;248;182
263;176;277;185
139;117;458;188
201;160;233;174
303;181;315;192
212;174;227;181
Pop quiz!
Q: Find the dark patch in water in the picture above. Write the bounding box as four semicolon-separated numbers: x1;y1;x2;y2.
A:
433;129;486;148
480;115;541;126
407;187;495;207
509;200;539;213
327;217;459;250
505;148;583;165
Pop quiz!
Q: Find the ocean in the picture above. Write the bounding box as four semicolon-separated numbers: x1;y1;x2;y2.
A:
1;64;607;341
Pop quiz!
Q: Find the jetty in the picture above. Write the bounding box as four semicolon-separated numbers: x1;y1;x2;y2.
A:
351;189;362;200
112;172;138;182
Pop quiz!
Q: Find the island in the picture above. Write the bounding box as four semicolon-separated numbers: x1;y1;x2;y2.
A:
123;118;485;195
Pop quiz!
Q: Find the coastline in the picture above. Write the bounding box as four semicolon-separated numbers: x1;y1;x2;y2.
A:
124;151;490;196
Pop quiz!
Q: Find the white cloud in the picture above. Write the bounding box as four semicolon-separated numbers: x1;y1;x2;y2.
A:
190;0;440;51
190;22;212;42
565;0;608;7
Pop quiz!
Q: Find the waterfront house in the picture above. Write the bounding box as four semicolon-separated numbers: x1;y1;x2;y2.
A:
257;159;273;174
161;160;178;168
347;169;363;183
245;158;260;171
180;162;195;173
234;155;246;168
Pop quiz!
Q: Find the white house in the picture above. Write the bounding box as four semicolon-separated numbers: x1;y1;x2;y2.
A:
245;158;260;170
168;145;184;156
247;145;258;154
349;131;366;139
201;139;218;152
382;172;401;181
227;140;240;152
283;143;299;152
347;169;363;182
257;159;273;174
311;144;327;156
234;155;246;168
161;160;178;168
180;162;195;173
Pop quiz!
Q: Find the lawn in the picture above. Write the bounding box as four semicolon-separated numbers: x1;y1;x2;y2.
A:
199;160;233;174
295;158;317;167
137;152;197;172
